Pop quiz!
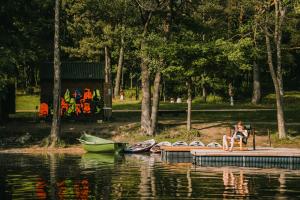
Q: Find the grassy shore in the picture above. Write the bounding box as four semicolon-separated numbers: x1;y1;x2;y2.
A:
3;91;299;150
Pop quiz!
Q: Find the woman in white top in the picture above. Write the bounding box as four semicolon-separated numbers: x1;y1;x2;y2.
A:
223;121;248;151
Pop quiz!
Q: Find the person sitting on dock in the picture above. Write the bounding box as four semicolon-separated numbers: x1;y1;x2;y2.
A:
223;121;248;151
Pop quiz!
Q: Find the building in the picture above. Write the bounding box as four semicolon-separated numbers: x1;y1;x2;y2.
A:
40;62;107;118
0;83;15;123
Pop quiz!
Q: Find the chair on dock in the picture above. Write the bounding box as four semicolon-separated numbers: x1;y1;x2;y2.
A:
227;124;256;150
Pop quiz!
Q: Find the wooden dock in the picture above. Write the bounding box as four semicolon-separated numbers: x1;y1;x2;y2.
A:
161;146;248;163
192;148;300;169
160;146;300;169
191;148;300;157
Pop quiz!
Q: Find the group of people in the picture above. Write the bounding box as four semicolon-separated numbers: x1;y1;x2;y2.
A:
222;121;249;151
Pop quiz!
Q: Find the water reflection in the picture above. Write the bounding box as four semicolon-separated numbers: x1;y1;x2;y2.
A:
1;153;300;199
222;168;249;198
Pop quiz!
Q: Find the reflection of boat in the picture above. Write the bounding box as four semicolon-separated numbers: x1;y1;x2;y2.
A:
78;133;126;153
189;141;205;147
150;141;172;153
124;139;156;153
172;141;188;146
80;153;119;169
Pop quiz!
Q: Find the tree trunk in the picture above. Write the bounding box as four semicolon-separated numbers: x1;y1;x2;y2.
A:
202;85;207;102
50;0;61;147
49;154;57;200
140;40;151;134
251;61;261;104
114;36;125;97
105;46;111;84
187;79;192;131
251;15;261;105
275;0;285;96
104;45;112;119
149;0;172;135
130;73;133;89
264;25;287;139
149;71;161;135
140;12;152;134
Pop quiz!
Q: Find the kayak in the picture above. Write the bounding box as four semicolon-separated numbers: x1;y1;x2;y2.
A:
78;133;125;153
150;141;172;153
206;142;222;148
124;139;156;153
172;141;188;146
189;141;205;147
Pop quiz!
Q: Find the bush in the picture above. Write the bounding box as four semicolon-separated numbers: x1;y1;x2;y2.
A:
124;89;142;100
193;94;224;104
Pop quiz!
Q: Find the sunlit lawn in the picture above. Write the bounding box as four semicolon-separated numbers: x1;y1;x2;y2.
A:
16;94;40;111
16;91;300;111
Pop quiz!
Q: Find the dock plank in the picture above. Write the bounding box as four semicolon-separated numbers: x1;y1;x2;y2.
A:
161;146;248;152
191;148;300;157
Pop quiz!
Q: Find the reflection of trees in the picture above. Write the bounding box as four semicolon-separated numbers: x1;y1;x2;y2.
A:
74;179;89;200
36;178;47;200
275;172;287;200
49;154;57;200
187;168;192;197
222;168;249;199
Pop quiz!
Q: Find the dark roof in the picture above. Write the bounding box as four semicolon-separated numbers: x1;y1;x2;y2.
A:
40;62;104;80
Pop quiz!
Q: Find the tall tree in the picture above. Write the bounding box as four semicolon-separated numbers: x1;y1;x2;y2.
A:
114;33;125;97
263;0;287;139
149;0;173;135
251;14;261;104
140;11;152;134
50;0;61;147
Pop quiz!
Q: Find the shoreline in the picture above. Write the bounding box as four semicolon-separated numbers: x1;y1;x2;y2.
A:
0;145;85;155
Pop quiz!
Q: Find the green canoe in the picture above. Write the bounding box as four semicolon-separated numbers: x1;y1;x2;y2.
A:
78;133;126;153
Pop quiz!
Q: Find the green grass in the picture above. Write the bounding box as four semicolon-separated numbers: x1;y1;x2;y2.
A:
112;101;273;110
16;95;40;111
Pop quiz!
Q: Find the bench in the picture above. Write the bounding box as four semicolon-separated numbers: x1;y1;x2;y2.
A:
227;124;256;150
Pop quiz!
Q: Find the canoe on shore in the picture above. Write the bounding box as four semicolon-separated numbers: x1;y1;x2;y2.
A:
172;141;188;146
124;139;156;153
78;133;125;153
189;141;205;147
150;141;172;153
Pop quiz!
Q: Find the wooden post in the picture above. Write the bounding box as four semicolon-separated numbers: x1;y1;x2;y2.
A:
252;128;256;150
268;129;272;147
103;83;112;120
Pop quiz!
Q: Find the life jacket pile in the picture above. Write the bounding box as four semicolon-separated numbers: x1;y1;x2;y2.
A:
39;88;102;118
62;88;101;116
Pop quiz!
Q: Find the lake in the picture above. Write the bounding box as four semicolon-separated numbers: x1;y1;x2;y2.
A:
1;153;300;199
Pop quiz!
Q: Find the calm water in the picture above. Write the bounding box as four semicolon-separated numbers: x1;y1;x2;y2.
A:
1;153;300;199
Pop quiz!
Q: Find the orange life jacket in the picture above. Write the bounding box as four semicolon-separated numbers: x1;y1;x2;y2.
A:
76;104;81;116
83;88;92;100
39;103;48;117
83;102;91;113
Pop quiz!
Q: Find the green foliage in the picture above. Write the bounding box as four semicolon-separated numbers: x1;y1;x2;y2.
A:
1;0;300;103
194;94;224;104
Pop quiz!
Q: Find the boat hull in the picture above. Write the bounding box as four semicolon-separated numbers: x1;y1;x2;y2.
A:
83;143;126;153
